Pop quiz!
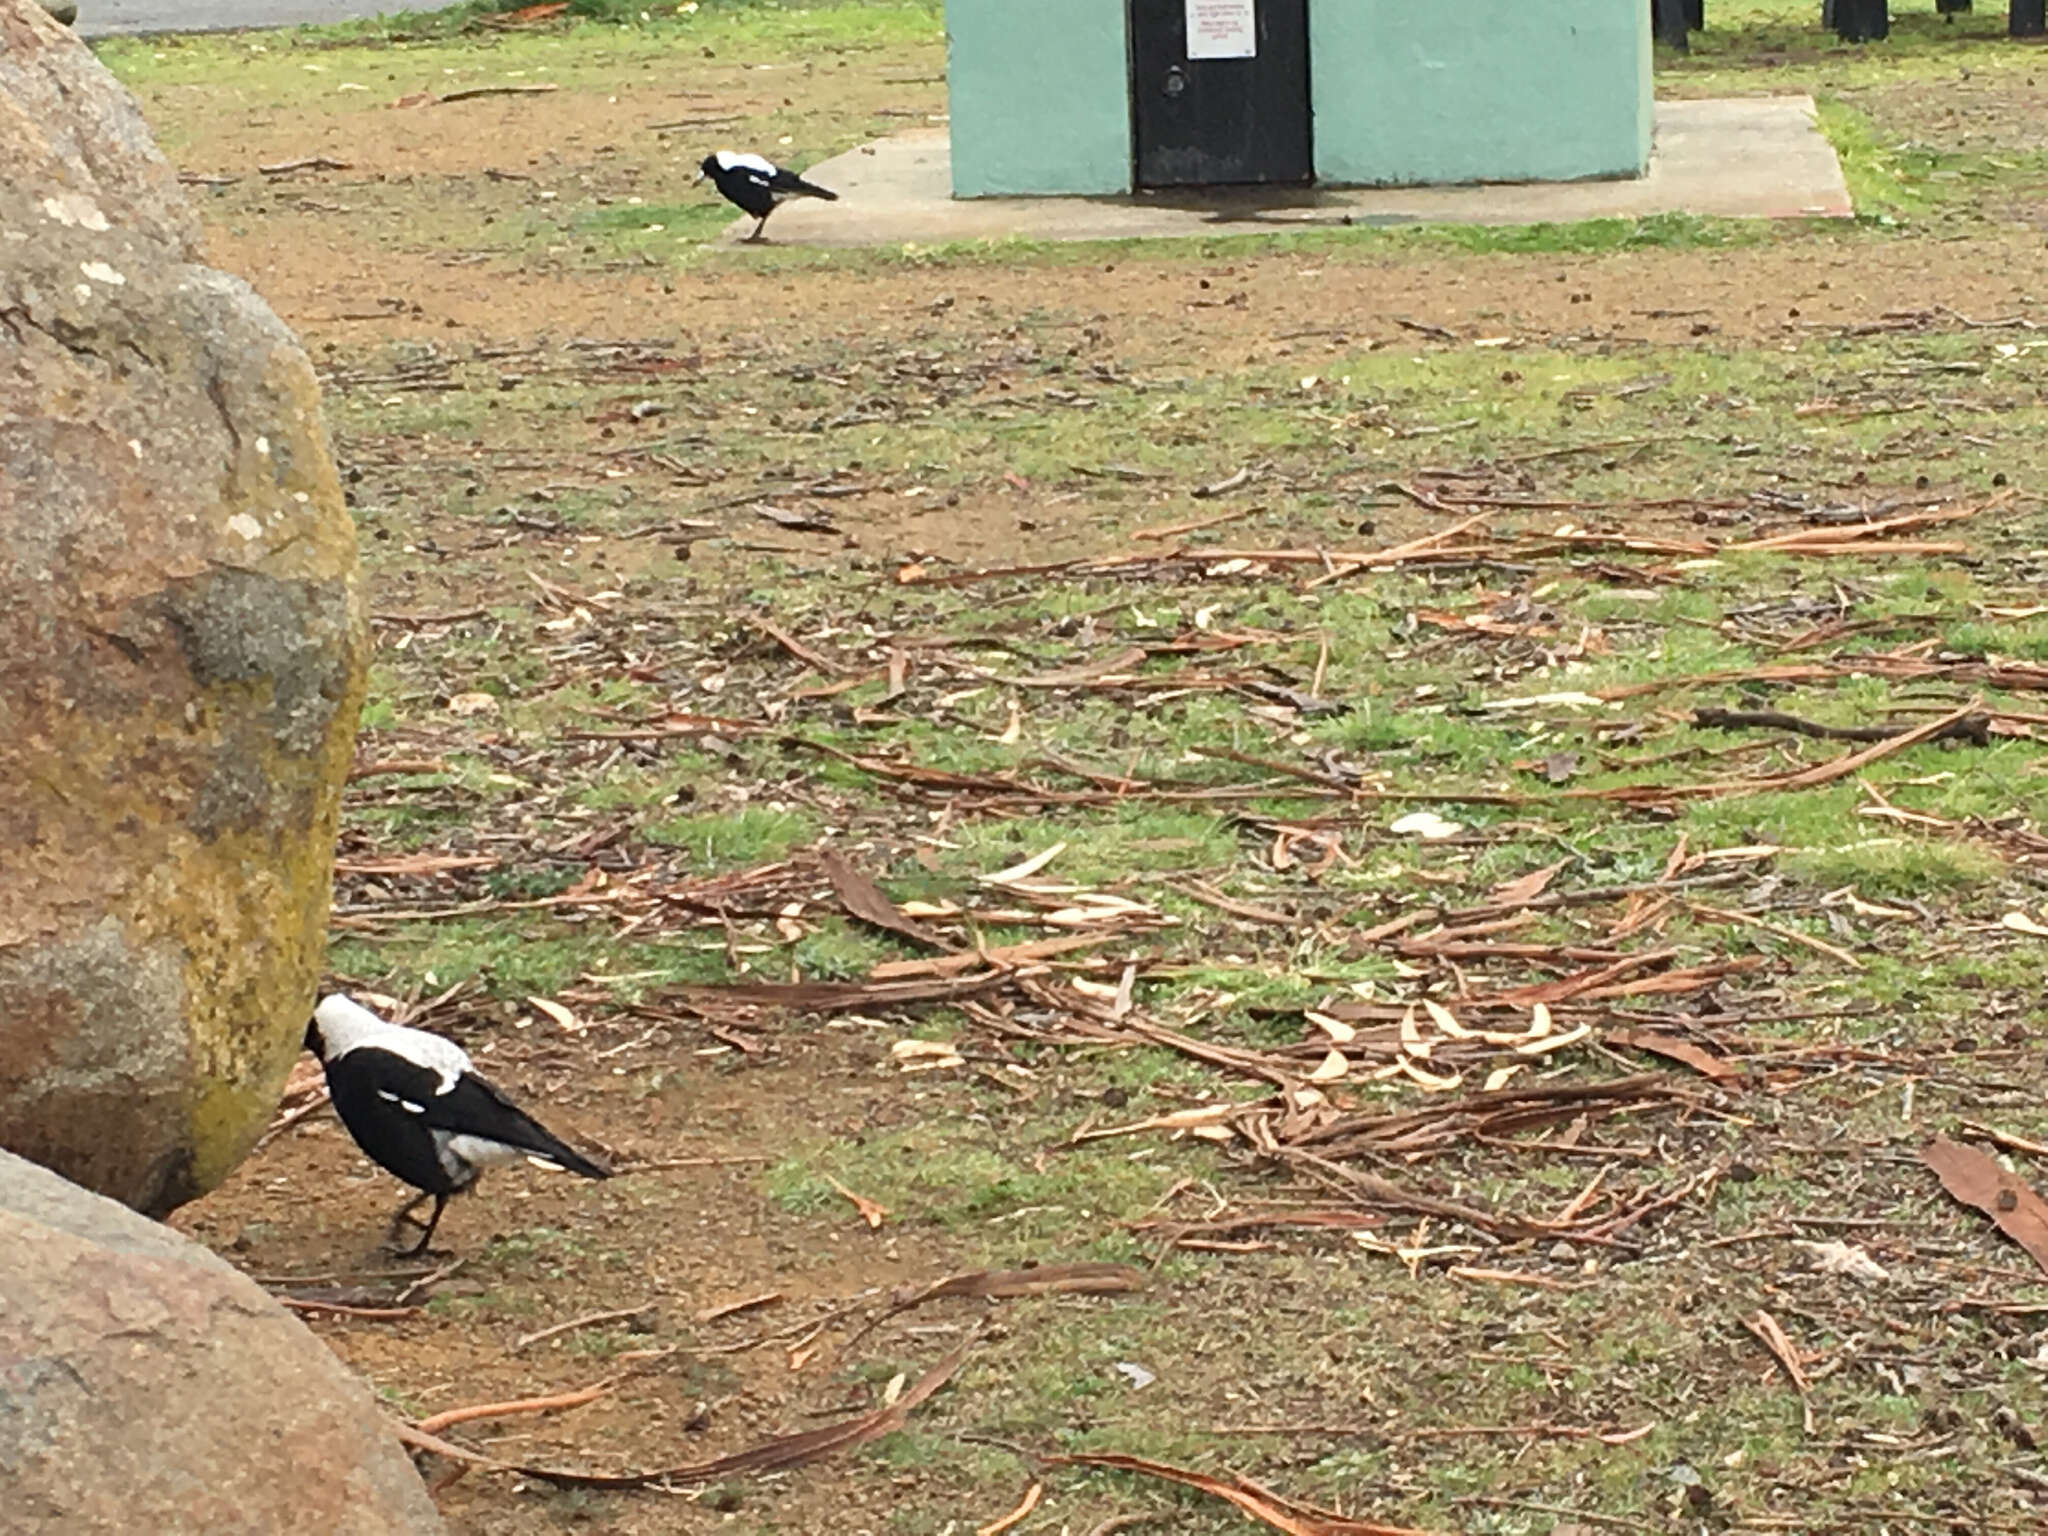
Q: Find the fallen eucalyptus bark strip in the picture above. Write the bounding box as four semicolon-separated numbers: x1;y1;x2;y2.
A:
843;1263;1148;1351
1045;1451;1439;1536
415;1382;613;1436
1694;706;1990;746
277;1297;421;1321
398;1335;975;1489
662;970;1027;1015
513;1303;657;1353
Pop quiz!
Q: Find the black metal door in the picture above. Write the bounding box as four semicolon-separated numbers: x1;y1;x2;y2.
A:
1129;0;1312;189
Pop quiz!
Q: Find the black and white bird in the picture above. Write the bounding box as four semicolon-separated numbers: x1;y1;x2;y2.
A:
697;150;838;242
304;994;610;1255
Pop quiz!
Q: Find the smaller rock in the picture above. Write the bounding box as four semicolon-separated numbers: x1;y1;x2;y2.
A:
40;1;77;22
0;1150;444;1535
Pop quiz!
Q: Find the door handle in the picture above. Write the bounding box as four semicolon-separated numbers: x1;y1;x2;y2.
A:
1163;64;1187;98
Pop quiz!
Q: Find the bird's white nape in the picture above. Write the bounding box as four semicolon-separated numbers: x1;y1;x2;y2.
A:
311;992;473;1093
713;149;778;177
312;992;397;1052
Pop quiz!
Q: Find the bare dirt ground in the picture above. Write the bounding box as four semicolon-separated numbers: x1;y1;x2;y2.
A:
97;5;2048;1532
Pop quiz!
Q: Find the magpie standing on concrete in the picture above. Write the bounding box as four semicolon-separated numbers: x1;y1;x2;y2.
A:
304;994;610;1255
697;150;838;242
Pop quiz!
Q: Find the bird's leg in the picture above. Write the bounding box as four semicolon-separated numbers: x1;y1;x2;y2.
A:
386;1190;433;1248
747;213;770;243
396;1193;450;1258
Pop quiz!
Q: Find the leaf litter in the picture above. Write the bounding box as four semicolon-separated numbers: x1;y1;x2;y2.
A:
192;28;2048;1525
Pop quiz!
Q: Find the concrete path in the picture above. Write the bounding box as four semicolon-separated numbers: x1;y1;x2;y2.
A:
745;97;1853;249
78;0;397;37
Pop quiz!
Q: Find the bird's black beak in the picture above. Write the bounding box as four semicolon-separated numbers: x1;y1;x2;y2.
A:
302;1020;322;1058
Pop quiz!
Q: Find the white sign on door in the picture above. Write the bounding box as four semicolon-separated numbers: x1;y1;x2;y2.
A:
1186;0;1257;60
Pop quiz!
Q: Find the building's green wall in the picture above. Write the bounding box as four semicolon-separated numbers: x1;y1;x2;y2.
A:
945;0;1132;197
1310;0;1653;186
943;0;1651;198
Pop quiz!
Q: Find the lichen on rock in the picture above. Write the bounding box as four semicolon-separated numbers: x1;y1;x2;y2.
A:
0;0;369;1214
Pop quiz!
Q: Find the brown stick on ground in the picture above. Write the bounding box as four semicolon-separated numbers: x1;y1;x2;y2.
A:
258;155;351;175
1693;706;1990;746
513;1304;656;1353
276;1298;420;1321
414;1382;613;1436
433;83;562;104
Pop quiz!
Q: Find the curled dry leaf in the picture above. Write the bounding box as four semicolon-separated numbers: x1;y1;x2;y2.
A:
1514;1023;1592;1056
1306;1010;1357;1044
995;698;1023;745
892;1038;966;1071
694;1291;783;1324
1389;810;1463;841
527;996;579;1032
1422;1000;1473;1040
976;1481;1043;1536
1793;1238;1889;1285
1610;1029;1745;1083
1487;859;1568;908
1743;1308;1816;1435
1921;1134;2048;1278
825;1174;890;1229
1072;1103;1246;1143
1398;1011;1431;1060
1309;1049;1351;1083
1069;976;1126;1003
979;842;1067;886
821;850;947;950
1481;689;1606;711
1399;1058;1463;1092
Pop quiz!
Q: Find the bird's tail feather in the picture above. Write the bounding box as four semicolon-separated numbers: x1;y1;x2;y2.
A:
795;179;838;201
473;1082;612;1179
529;1137;612;1180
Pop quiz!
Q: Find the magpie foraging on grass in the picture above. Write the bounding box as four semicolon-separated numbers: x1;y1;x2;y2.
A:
697;150;837;242
304;994;610;1256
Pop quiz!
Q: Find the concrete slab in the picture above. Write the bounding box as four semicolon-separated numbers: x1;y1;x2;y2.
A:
76;0;397;35
737;96;1851;249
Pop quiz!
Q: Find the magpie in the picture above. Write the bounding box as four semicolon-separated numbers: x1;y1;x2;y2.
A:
304;994;610;1255
697;150;838;242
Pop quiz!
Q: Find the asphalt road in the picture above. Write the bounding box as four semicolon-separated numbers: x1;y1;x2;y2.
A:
77;0;408;36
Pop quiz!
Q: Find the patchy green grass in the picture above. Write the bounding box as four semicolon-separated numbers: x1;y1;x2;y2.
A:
140;3;2048;1533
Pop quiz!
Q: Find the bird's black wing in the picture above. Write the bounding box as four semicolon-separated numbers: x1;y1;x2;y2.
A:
712;163;778;217
323;1048;461;1194
767;167;838;202
418;1072;612;1180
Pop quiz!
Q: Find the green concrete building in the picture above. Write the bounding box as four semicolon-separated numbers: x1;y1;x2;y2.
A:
944;0;1654;198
